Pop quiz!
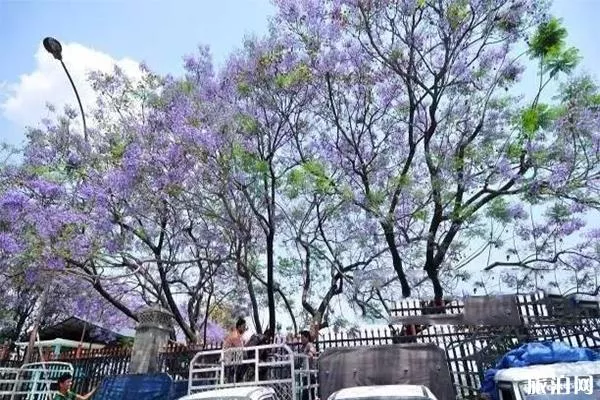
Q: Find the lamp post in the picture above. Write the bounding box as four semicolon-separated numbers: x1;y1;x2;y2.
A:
42;37;88;142
22;37;89;365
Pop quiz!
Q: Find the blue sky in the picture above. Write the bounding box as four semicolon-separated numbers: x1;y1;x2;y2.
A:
0;0;275;77
0;0;276;145
0;0;598;146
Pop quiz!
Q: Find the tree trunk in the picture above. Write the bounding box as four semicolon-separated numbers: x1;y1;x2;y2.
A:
235;242;263;334
381;221;411;297
273;288;296;335
23;280;51;364
425;264;444;302
246;275;262;334
202;291;213;346
266;230;276;336
309;315;326;342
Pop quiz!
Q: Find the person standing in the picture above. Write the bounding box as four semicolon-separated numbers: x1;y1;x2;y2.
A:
53;373;95;400
238;328;274;381
223;318;247;349
222;318;247;383
300;330;317;400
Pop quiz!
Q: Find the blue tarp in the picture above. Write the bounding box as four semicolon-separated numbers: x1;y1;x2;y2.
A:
92;373;174;400
481;341;600;400
170;380;191;400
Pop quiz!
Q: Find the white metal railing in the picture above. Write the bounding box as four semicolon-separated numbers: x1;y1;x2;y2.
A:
0;362;74;400
188;344;318;400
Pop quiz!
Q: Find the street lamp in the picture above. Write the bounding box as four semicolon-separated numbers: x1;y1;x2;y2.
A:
22;38;89;364
42;37;88;142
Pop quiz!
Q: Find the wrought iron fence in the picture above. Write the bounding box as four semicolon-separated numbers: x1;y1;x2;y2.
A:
1;291;599;399
387;291;600;399
67;348;132;394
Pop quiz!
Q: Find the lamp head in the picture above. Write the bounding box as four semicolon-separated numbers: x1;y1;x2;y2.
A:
43;37;63;61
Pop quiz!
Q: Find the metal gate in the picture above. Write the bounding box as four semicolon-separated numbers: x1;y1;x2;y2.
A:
0;362;74;400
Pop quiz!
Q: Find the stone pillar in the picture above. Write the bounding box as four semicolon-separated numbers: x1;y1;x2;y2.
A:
128;304;174;374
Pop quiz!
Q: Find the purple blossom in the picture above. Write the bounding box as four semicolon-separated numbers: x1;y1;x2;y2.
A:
29;178;64;198
24;269;38;285
507;203;527;219
557;218;586;236
495;157;514;179
586;229;600;240
198;321;227;343
122;144;143;172
500;63;525;83
532;224;550;238
79;184;108;206
450;57;472;82
592;133;600;153
47;256;66;270
548;164;570;189
478;46;506;70
0;190;29;210
105;239;121;254
67;152;82;168
569;202;586;214
0;233;21;254
516;226;531;241
183;46;214;79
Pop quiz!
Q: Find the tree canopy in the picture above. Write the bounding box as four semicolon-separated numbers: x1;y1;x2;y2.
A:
2;0;599;338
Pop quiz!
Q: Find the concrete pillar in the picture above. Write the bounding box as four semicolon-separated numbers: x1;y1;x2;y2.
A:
128;304;174;374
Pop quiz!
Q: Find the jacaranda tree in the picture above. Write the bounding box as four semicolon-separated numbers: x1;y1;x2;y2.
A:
0;65;236;343
2;0;599;336
272;0;600;304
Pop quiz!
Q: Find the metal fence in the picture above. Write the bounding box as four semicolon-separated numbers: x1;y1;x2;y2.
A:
386;291;600;399
2;291;599;398
67;348;132;393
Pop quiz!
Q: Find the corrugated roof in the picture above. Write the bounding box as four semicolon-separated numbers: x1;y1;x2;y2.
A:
36;316;133;344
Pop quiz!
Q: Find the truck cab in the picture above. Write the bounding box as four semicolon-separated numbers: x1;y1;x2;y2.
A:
178;386;277;400
493;360;600;400
326;385;438;400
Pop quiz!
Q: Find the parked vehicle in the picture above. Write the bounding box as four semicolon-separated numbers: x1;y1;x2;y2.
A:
184;343;317;400
325;385;438;400
492;359;600;400
388;293;600;400
317;344;451;400
178;386;277;400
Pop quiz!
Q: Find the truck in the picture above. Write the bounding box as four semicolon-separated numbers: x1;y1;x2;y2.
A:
492;360;600;400
180;343;318;400
177;340;447;400
387;293;600;400
317;343;453;400
325;385;438;400
178;292;600;400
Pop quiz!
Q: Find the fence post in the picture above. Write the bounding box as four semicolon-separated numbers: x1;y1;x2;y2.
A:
128;304;174;374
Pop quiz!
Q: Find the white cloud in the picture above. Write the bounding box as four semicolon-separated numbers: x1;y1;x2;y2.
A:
1;42;140;132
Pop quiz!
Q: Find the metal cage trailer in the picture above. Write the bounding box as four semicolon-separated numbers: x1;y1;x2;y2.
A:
185;343;318;400
0;362;74;400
